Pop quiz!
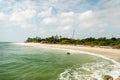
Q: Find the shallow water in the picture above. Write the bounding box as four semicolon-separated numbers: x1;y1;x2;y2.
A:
0;42;120;80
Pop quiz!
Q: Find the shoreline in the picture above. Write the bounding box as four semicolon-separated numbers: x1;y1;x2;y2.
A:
18;43;120;62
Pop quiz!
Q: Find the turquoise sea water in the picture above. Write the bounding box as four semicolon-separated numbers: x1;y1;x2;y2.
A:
0;42;120;80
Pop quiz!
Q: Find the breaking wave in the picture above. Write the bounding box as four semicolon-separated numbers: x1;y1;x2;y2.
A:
58;51;120;80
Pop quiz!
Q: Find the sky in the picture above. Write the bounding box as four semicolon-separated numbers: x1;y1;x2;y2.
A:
0;0;120;42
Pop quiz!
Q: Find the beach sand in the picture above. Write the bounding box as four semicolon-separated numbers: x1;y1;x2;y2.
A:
18;43;120;62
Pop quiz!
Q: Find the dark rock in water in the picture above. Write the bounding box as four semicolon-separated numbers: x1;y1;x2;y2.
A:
67;52;70;55
103;75;113;80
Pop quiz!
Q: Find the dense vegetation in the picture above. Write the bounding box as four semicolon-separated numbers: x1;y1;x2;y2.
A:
25;35;120;49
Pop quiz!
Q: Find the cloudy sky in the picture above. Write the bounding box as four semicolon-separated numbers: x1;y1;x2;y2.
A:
0;0;120;42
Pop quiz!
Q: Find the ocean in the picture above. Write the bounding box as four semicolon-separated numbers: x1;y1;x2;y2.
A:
0;42;120;80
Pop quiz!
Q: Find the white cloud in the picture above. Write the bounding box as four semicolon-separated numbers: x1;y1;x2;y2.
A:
59;12;74;18
56;25;72;31
92;0;120;28
13;0;36;11
38;7;52;17
10;9;36;22
2;1;37;29
78;21;95;28
104;0;120;8
48;0;58;3
78;10;96;28
61;18;74;25
0;0;120;41
21;23;35;29
63;25;72;31
0;13;6;20
42;17;57;25
57;10;95;28
8;9;36;29
41;10;96;29
79;10;94;20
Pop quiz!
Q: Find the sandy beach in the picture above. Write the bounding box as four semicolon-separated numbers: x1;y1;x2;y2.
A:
19;43;120;62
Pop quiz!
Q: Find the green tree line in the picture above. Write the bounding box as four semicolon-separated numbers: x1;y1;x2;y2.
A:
25;35;120;49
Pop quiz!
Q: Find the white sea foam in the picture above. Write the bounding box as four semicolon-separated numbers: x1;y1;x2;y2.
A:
58;61;120;80
56;50;120;80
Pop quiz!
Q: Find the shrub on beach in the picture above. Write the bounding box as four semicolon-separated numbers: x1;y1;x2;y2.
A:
25;36;120;49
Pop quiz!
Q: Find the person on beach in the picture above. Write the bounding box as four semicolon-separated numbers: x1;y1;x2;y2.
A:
115;76;120;80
